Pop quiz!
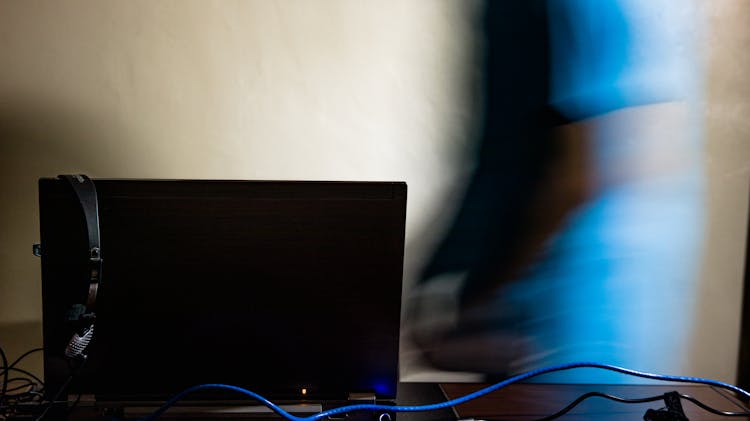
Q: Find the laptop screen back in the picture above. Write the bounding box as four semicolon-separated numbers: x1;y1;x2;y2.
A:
39;179;406;402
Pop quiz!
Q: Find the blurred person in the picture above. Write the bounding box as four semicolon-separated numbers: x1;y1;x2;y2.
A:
407;0;704;382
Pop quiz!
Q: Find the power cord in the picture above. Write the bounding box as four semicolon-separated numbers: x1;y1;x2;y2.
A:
3;349;43;373
536;391;664;420
0;347;8;407
140;362;750;421
679;393;750;417
0;347;44;387
4;378;38;394
2;367;44;388
34;357;86;420
531;390;750;420
0;346;45;419
0;346;86;420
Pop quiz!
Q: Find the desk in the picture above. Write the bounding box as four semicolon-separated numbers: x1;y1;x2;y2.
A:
441;384;750;420
11;383;750;420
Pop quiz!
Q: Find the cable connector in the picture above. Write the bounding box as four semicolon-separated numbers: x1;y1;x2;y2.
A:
643;391;688;421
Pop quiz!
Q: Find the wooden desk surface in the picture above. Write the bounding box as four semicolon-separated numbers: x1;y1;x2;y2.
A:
441;383;750;420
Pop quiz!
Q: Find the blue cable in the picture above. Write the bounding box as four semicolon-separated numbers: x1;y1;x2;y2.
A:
140;362;750;421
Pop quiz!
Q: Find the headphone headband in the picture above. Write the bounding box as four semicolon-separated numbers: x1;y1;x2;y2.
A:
58;174;102;316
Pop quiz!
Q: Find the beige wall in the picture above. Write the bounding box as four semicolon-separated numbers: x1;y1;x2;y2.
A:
691;1;750;381
0;1;477;317
0;0;748;384
0;0;479;378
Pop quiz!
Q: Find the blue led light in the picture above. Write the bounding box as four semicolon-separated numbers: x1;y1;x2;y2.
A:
371;380;393;396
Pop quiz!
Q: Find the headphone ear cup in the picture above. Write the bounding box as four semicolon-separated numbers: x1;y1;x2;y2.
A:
65;324;95;359
64;305;95;359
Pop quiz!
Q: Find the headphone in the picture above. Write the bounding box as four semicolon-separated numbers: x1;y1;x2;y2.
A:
58;174;102;359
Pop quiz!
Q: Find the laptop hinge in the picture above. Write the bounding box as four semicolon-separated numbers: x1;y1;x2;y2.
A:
348;392;376;402
336;394;393;421
69;393;96;406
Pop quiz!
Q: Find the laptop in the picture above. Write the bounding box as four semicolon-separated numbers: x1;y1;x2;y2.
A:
38;178;406;416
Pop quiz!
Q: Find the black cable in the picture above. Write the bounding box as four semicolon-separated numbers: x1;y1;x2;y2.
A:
533;391;665;421
2;375;43;415
518;390;750;421
679;393;750;417
1;348;44;375
7;392;43;403
34;358;86;421
34;373;74;420
0;346;67;420
4;378;37;394
66;391;83;417
0;346;8;405
4;391;44;406
3;367;44;388
0;346;45;415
